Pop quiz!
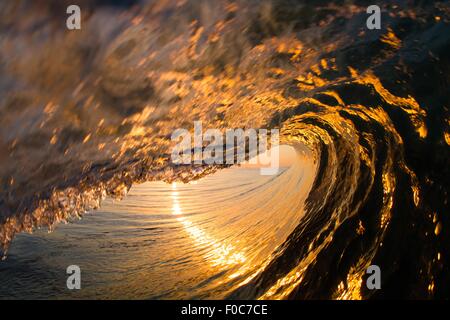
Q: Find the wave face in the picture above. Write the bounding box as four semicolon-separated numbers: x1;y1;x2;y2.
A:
0;0;449;299
0;163;315;299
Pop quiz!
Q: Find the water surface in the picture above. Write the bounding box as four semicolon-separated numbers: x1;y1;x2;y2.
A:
0;159;315;299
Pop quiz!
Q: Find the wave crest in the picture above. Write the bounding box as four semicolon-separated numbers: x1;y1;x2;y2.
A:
0;0;449;299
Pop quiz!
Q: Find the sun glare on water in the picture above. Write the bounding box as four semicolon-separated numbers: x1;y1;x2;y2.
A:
171;182;247;267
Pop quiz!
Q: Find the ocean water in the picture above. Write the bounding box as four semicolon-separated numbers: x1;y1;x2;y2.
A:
0;158;315;299
1;1;448;299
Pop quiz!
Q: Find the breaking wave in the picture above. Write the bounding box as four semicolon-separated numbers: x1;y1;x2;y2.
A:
0;0;449;299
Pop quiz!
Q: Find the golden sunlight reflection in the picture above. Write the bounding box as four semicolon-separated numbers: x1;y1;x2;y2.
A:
2;144;317;299
170;182;247;267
